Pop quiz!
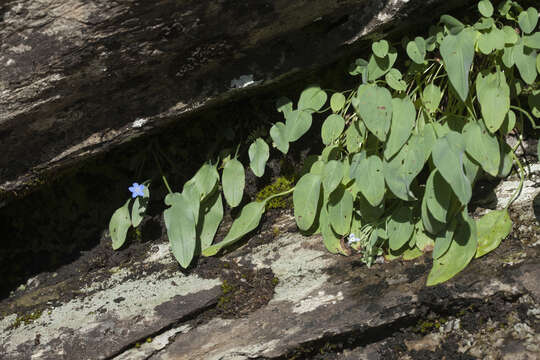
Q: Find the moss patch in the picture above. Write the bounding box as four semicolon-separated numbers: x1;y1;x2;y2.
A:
256;176;295;210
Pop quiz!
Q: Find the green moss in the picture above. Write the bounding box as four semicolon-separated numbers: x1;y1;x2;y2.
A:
10;310;43;329
272;277;280;286
256;176;295;210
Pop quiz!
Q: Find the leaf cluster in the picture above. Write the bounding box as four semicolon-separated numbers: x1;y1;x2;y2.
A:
110;0;538;286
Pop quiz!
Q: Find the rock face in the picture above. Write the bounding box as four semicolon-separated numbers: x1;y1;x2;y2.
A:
0;0;471;199
1;165;538;359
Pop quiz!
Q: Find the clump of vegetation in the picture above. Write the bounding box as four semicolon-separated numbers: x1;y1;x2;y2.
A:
9;310;43;329
109;0;539;286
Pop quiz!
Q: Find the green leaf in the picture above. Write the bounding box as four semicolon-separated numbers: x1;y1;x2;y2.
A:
164;193;197;268
384;96;415;159
248;138;269;177
502;44;515;68
388;205;414;251
440;28;476;102
293;173;322;231
322;160;344;196
298;86;327;113
285;110;313;142
518;7;539;34
319;205;347;255
327;185;353;235
463;153;481;185
222;159;245;208
422;83;443;113
131;184;150;227
385;68;407;91
276;96;293;119
406;36;427;64
440;14;465;34
478;0;494;17
524;33;540;49
475;209;512;258
350;152;385;207
415;225;435;252
529;90;540;118
181;182;201;221
498;0;512;17
462;121;500;176
514;40;538;85
188;163;219;201
352;84;393;141
432;132;472;205
356;192;385;221
110;199;131;250
427;211;478;286
345;120;365;153
403;246;424;260
475;71;510;133
500;110;516;134
372;39;389;58
502;26;519;44
349;58;368;76
537;53;540;74
330;93;346;113
367;47;398;81
321;114;345;145
270;122;289;154
425;170;453;223
497;141;513;178
478;28;506;55
422;190;445;236
202;201;266;256
198;191;224;251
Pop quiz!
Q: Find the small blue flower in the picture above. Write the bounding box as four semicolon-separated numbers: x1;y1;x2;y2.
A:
347;233;361;246
128;182;145;198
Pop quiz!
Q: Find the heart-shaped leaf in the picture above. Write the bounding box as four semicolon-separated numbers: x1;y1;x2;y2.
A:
188;163;219;202
385;68;407;91
518;7;539;34
502;26;519;44
440;28;476;102
319;205;347;255
524;33;540;49
372;39;389;58
293;173;322;231
110;199;132;250
285;110;313;142
350;152;385;207
406;36;427;64
276;96;293;119
475;209;512;258
352;84;393;141
367;47;398;81
222;158;245;208
345;120;365;153
248;138;269;177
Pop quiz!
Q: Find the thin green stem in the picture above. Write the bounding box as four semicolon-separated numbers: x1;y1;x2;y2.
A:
505;151;524;210
264;188;294;203
510;105;539;129
152;149;173;195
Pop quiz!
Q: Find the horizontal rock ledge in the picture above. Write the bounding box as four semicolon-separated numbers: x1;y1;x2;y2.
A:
0;0;470;203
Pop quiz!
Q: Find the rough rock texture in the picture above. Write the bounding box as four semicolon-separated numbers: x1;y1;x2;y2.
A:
1;164;538;360
0;0;472;199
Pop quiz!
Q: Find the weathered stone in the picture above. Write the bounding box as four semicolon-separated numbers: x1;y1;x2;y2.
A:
0;0;471;200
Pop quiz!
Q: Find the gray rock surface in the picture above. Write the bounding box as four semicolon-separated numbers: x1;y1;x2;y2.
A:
1;164;538;359
0;0;471;200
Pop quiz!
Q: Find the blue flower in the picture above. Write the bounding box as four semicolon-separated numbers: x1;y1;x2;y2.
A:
347;233;361;246
128;182;145;198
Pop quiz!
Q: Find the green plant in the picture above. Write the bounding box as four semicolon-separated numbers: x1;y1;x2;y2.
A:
109;0;539;285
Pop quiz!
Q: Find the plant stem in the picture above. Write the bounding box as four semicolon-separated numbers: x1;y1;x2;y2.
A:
152;149;173;195
505;151;525;210
265;188;294;203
